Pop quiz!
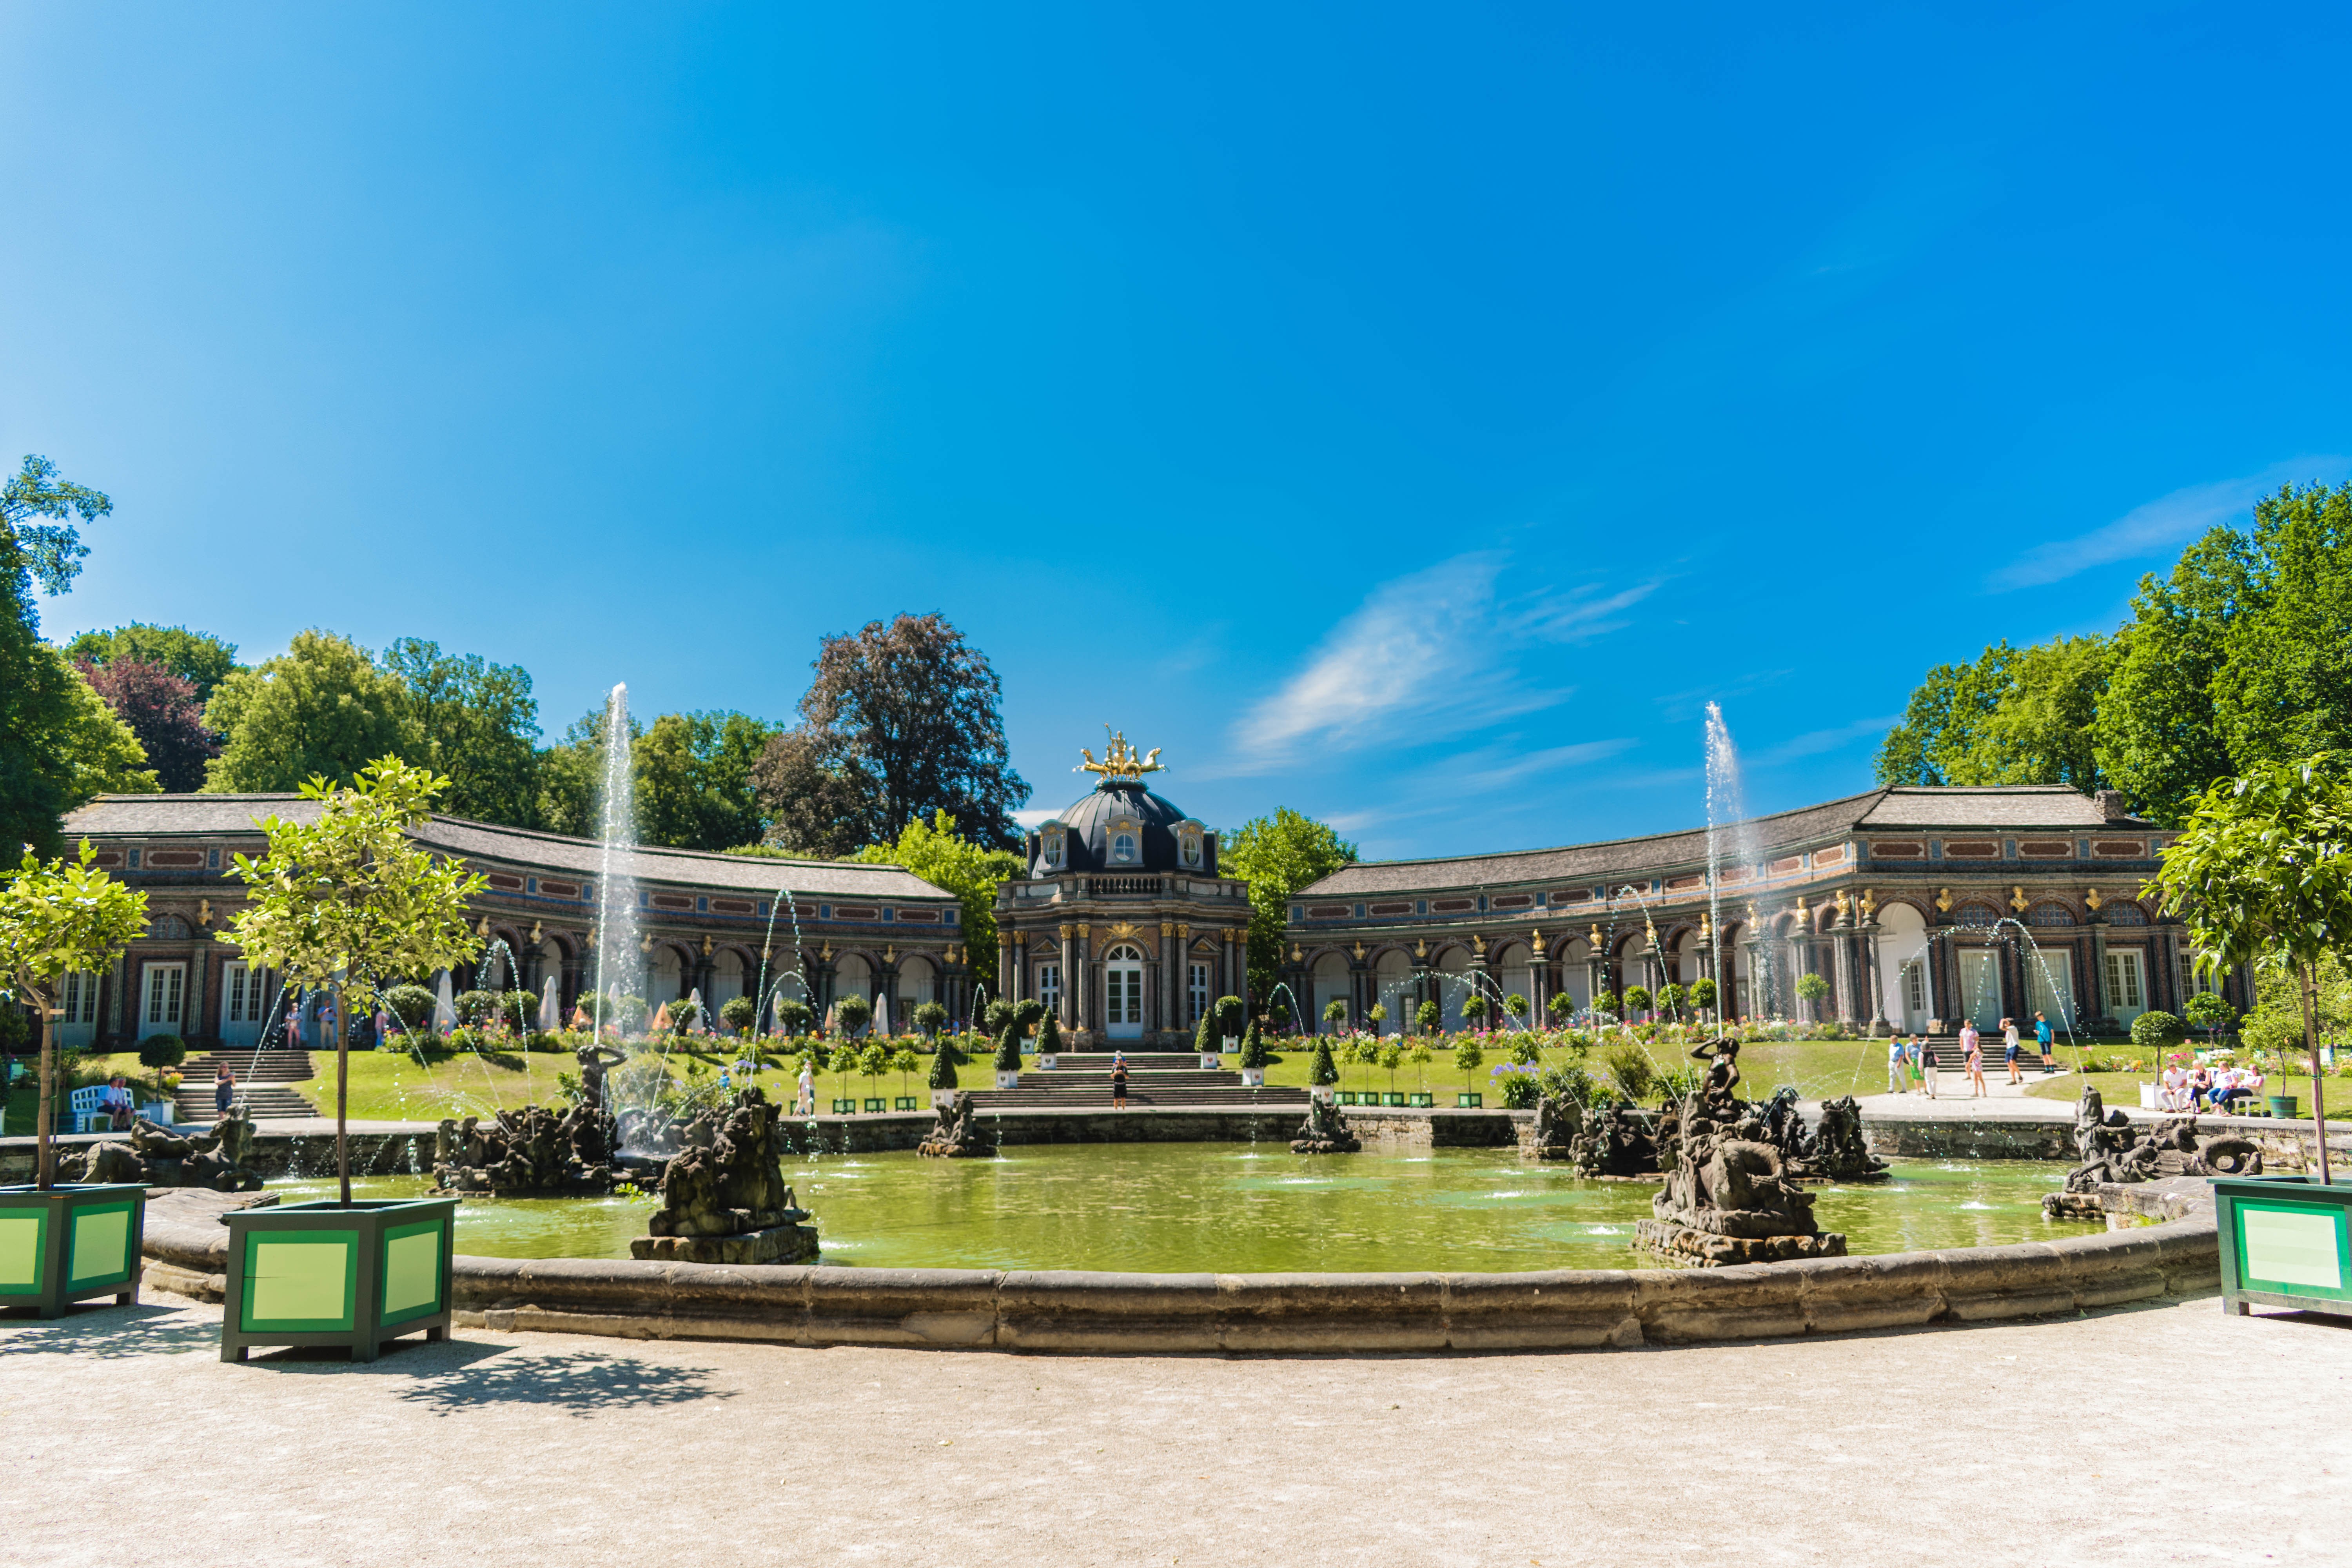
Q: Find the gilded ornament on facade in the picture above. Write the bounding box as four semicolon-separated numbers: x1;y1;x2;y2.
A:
197;898;212;927
1290;944;1303;963
1352;941;1366;960
477;915;493;938
1160;922;1175;936
1472;934;1487;955
701;934;713;957
1833;889;1851;917
1588;924;1603;948
1530;929;1547;956
1076;729;1165;782
820;942;833;960
1414;938;1428;959
1858;888;1876;917
2085;887;2104;911
1935;888;1953;913
1697;913;1710;940
639;934;654;953
2009;886;2030;914
882;946;896;964
529;920;543;943
1791;897;1808;928
1108;920;1141;940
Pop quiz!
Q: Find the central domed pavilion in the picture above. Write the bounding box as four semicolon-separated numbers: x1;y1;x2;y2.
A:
992;733;1252;1046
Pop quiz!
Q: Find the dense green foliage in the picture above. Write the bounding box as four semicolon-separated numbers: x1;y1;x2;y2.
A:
1220;806;1357;998
1308;1037;1339;1086
62;622;241;703
1878;482;2352;824
842;811;1022;982
204;630;411;793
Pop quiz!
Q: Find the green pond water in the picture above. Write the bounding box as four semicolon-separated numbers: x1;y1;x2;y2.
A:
274;1143;2096;1272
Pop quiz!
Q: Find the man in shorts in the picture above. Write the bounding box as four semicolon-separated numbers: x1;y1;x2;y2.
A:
2034;1011;2054;1073
2001;1017;2022;1085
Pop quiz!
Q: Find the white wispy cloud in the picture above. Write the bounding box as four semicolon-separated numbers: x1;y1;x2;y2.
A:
1225;554;1657;772
1990;457;2350;591
1752;715;1901;766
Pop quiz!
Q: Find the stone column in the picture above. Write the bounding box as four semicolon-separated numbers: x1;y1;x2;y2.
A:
1058;924;1077;1030
1073;924;1092;1036
1864;919;1889;1036
1159;921;1179;1037
1830;921;1856;1025
1786;928;1810;1023
2086;911;2113;1034
998;927;1015;1012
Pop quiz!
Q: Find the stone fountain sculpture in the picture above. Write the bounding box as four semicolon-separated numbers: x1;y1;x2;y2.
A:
917;1091;996;1158
1290;1096;1361;1154
67;1109;263;1192
1637;1039;1846;1265
2045;1085;2259;1217
1806;1095;1890;1182
1567;1102;1661;1178
1526;1093;1582;1160
631;1087;817;1265
433;1101;619;1196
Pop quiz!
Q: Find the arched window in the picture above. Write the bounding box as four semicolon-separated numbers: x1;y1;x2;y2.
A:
1105;944;1143;961
1112;832;1137;863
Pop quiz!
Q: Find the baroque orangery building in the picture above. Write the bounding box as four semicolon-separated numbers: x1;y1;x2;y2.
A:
1281;784;2223;1040
51;794;966;1051
47;768;2223;1052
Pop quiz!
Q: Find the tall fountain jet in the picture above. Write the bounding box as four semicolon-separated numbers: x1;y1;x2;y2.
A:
593;683;641;1032
1703;702;1763;1018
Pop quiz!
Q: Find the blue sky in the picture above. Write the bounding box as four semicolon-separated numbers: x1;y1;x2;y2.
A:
6;4;2348;859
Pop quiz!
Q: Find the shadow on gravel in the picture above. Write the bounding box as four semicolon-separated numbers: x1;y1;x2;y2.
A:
390;1348;736;1416
0;1305;218;1360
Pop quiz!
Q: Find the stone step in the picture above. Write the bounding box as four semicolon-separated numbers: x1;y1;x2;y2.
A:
173;1085;319;1118
964;1086;1313;1110
177;1050;316;1082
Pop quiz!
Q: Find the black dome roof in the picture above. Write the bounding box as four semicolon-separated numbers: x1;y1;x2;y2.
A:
1035;779;1212;875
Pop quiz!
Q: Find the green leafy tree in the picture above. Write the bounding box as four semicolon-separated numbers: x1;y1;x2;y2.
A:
1220;807;1358;999
1453;1039;1485;1091
224;758;485;1200
1414;999;1439;1035
1034;1011;1062;1059
61;623;241;704
1378;1040;1402;1094
138;1034;188;1102
834;994;872;1040
839;811;1023;984
0;840;147;1187
1594;989;1620;1018
204;630;410;793
913;1000;947;1039
1621;985;1650;1016
75;655;217;792
1013;998;1045;1036
635;710;780;851
1546;991;1574;1025
381;639;543;828
773;995;813;1036
751;613;1029;856
719;995;759;1036
1193;1010;1216;1057
1503;992;1530;1024
1690;976;1718;1014
891;1045;919;1096
43;650;160;802
2184;989;2236;1046
2129;1010;2186;1053
1322;997;1348;1031
1214;995;1245;1041
1408;1039;1432;1089
2208;484;2352;775
1308;1036;1339;1087
0;457;117;855
1459;993;1489;1028
1794;972;1830;1021
2148;753;2352;1179
857;1043;888;1098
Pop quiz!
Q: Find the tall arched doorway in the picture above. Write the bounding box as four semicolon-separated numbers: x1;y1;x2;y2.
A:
1103;944;1145;1040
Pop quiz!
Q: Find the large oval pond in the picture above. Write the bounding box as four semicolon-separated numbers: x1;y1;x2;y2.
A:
274;1143;2096;1272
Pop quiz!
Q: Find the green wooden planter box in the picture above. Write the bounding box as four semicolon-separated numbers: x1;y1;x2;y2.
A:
831;1098;857;1114
1455;1093;1483;1109
2213;1176;2352;1321
0;1183;146;1319
894;1096;918;1111
1383;1093;1407;1107
862;1097;886;1113
1336;1092;1358;1105
1408;1093;1434;1108
221;1198;457;1364
2267;1095;2298;1120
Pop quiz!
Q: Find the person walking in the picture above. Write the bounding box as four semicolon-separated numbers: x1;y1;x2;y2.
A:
2034;1012;2055;1074
796;1057;815;1116
1963;1022;1987;1097
1886;1032;1908;1096
214;1063;237;1117
1111;1049;1129;1111
2002;1017;2022;1085
1918;1033;1938;1099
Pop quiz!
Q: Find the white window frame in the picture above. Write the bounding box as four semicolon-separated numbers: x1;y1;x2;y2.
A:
140;961;186;1038
1111;828;1138;864
1036;962;1062;1017
1188;963;1208;1025
1103;943;1145;1034
2105;949;2147;1020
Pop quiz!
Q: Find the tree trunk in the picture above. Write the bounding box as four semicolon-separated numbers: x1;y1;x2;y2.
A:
334;979;351;1205
2301;963;2331;1187
34;991;55;1191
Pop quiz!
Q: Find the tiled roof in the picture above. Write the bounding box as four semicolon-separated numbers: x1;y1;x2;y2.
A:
60;793;949;901
1297;785;2143;897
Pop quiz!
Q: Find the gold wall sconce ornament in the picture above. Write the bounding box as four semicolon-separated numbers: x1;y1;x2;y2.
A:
1935;888;1953;913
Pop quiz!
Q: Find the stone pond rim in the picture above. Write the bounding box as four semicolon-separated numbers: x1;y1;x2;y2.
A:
134;1180;2223;1354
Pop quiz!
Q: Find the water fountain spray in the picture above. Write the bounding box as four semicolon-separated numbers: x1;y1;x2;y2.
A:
592;683;641;1034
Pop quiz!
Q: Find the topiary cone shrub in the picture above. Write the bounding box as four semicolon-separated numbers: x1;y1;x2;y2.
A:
1036;1012;1062;1059
928;1041;958;1090
1309;1038;1339;1087
1239;1020;1269;1072
994;1023;1023;1074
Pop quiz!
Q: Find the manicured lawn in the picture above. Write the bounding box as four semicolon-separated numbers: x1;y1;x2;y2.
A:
285;1044;850;1124
1241;1034;1940;1104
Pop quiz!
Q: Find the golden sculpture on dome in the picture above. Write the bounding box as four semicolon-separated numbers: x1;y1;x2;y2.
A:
1078;728;1164;782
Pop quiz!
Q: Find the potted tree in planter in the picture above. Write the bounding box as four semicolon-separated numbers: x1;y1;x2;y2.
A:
1216;995;1245;1057
858;1043;890;1112
1691;976;1719;1025
1407;1040;1434;1106
2151;753;2352;1320
891;1045;920;1110
1795;973;1830;1025
928;1031;960;1108
719;995;758;1040
0;840;150;1319
1379;1040;1404;1104
1238;1020;1270;1088
1035;1011;1063;1073
1453;1038;1486;1107
831;996;871;1111
218;759;485;1363
137;1033;187;1125
1194;1009;1220;1070
1415;1000;1440;1036
1308;1036;1339;1102
1546;992;1574;1029
1503;993;1530;1033
1622;985;1651;1024
1459;993;1488;1034
993;1021;1024;1091
913;1000;947;1045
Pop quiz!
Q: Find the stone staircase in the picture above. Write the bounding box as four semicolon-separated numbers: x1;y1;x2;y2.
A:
173;1049;319;1122
965;1051;1312;1111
